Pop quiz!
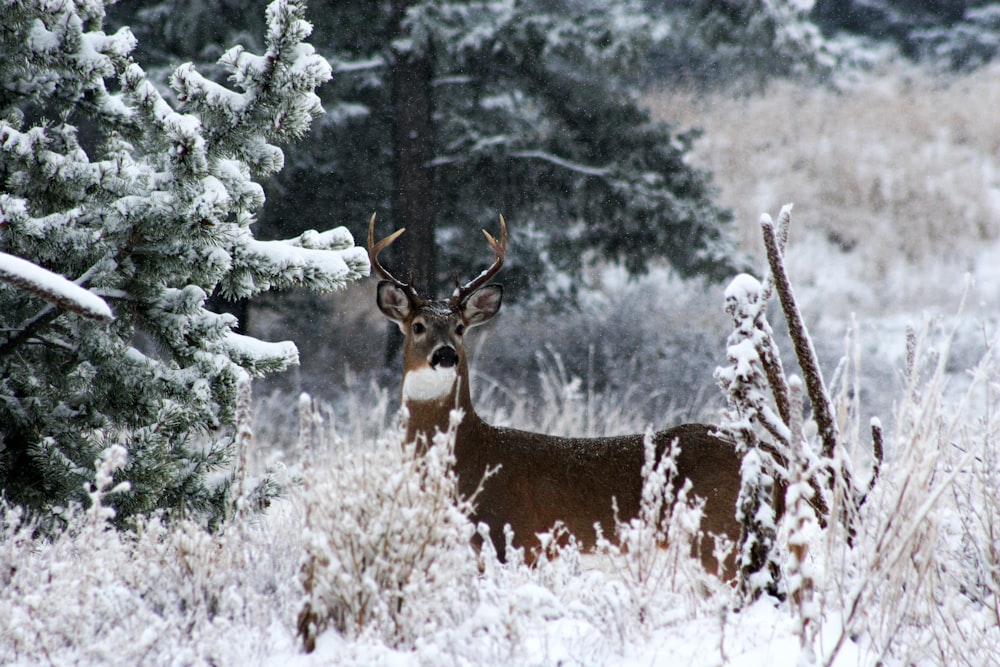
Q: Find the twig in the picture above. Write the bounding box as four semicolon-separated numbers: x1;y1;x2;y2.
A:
0;305;61;358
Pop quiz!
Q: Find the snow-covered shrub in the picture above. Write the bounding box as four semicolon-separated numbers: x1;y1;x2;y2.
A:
0;0;367;525
296;404;480;651
716;270;785;599
596;432;721;625
0;313;997;664
715;205;878;603
0;441;303;665
822;315;1000;665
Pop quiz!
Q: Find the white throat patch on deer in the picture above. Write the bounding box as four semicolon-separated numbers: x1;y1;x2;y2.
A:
403;365;457;402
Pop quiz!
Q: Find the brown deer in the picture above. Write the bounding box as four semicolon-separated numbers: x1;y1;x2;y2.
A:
368;214;743;576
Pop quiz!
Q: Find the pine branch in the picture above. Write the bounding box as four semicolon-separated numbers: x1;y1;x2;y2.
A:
0;253;112;323
0;305;61;359
0;255;113;359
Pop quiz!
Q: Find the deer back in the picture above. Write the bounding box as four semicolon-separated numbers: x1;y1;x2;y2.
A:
455;417;740;573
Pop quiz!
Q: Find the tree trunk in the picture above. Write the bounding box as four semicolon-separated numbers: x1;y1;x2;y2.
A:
389;0;437;297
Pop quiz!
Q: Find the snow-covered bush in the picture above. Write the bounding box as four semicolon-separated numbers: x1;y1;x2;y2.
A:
716;270;786;599
596;432;723;625
1;315;999;664
0;440;302;665
652;0;844;89
0;0;367;525
715;205;875;603
821;314;1000;665
296;403;480;651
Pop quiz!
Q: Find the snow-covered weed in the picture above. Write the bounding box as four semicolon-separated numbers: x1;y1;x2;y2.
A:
820;321;1000;666
296;404;480;650
0;445;300;665
596;432;721;626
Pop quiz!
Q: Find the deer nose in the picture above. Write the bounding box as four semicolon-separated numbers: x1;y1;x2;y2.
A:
430;346;458;369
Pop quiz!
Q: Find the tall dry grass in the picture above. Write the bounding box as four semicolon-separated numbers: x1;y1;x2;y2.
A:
645;65;1000;317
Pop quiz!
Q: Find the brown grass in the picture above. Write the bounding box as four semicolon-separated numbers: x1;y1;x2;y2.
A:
645;65;1000;315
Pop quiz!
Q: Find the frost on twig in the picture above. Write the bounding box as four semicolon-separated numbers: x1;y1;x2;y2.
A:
229;372;253;521
85;445;132;528
595;432;714;623
296;407;478;651
785;376;819;664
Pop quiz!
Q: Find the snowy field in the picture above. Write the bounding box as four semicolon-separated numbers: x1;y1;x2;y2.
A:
4;69;1000;666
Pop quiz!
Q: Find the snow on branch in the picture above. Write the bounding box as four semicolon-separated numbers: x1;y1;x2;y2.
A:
509;150;611;177
222;227;369;299
222;332;298;377
0;252;112;322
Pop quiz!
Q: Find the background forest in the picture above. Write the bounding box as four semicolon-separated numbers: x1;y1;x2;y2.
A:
107;0;1000;405
2;0;1000;665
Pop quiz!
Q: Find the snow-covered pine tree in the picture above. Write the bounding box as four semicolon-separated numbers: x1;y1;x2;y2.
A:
0;0;367;526
813;0;1000;70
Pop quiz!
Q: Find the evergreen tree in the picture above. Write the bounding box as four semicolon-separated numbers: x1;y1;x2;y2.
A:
0;0;367;525
421;1;740;292
812;0;1000;70
649;0;838;89
112;0;742;303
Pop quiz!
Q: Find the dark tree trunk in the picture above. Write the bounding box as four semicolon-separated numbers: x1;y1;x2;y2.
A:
389;0;437;297
384;1;437;368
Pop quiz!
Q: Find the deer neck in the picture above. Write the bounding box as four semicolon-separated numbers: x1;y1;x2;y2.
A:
402;356;482;447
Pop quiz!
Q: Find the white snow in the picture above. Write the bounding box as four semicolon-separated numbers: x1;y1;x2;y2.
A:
509;149;611;177
223;331;299;368
0;251;113;321
27;20;60;52
240;237;368;291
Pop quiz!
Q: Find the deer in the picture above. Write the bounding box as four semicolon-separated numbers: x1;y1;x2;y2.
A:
368;213;743;577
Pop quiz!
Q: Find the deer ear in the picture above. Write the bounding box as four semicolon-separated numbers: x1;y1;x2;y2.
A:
461;284;502;328
376;281;414;328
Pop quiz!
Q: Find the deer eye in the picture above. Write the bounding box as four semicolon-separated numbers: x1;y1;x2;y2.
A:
455;323;465;336
412;321;426;335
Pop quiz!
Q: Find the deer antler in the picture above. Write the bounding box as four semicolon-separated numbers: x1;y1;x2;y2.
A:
451;214;508;307
367;213;422;305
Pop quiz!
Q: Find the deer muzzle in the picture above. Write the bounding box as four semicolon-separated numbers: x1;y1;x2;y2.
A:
430;345;459;369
